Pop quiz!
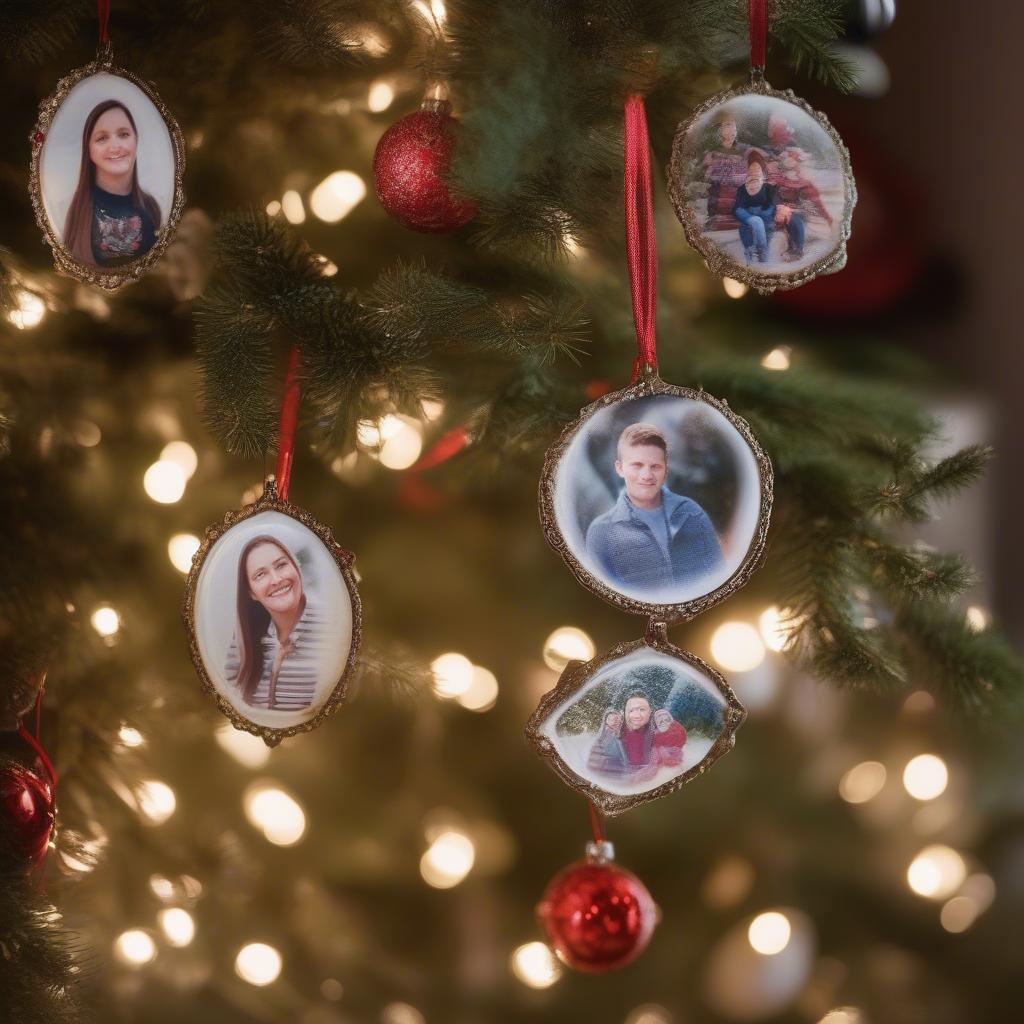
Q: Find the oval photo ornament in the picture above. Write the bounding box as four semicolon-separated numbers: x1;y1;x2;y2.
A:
668;79;856;293
183;482;362;746
29;46;186;291
539;373;772;623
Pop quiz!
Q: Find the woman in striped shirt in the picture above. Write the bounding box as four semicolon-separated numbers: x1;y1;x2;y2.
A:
224;535;330;712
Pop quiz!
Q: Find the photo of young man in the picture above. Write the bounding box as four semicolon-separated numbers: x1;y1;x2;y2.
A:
584;422;724;598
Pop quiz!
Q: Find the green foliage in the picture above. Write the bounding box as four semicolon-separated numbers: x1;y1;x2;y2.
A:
0;0;82;64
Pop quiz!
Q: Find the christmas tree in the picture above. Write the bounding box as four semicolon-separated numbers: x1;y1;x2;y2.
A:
2;2;1021;1022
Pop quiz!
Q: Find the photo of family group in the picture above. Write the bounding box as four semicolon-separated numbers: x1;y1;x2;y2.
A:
670;92;852;277
35;69;182;278
533;646;737;801
547;391;767;610
189;510;356;731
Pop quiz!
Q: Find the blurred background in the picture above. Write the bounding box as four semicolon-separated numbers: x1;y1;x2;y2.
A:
1;2;1022;1023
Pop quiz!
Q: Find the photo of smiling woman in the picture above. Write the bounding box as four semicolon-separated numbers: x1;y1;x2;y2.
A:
190;510;356;731
63;99;162;268
225;535;331;712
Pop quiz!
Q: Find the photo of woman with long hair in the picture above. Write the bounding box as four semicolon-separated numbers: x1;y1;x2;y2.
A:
62;99;162;268
224;535;331;712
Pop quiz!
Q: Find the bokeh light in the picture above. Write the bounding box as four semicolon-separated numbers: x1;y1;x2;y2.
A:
158;908;195;947
747;911;792;955
310;171;367;222
136;780;176;825
965;605;988;632
244;782;306;846
626;1004;672;1024
940;896;979;933
511;941;561;988
431;653;475;699
235;942;282;986
215;723;271;768
368;80;395;112
91;605;121;637
281;189;305;224
160;441;198;479
118;724;144;748
144;460;187;504
379;417;424;469
906;845;967;899
8;289;46;329
420;829;475;888
761;346;792;371
115;929;156;965
839;761;887;804
542;626;596;671
457;665;499;712
758;606;792;652
722;278;748;299
902;754;948;800
710;622;766;672
168;533;201;574
381;1003;425;1024
818;1010;863;1024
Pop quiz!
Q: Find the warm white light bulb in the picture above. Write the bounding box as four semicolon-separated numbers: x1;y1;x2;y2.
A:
431;653;475;699
510;941;561;988
158;908;195;947
420;829;475;888
723;278;748;299
710;622;766;672
747;911;791;955
144;460;187;504
168;533;201;574
266;199;282;217
216;723;271;768
839;761;887;804
368;80;395;113
160;441;198;479
91;605;121;637
8;289;46;329
758;605;792;652
136;780;176;825
457;666;499;712
235;942;282;986
761;346;792;371
906;845;966;899
244;783;306;846
115;929;156;965
281;190;305;224
902;754;948;801
310;171;367;222
118;724;145;748
379;418;424;470
542;626;596;671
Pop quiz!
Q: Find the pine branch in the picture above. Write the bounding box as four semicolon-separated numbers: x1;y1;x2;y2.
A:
0;0;82;64
771;0;858;92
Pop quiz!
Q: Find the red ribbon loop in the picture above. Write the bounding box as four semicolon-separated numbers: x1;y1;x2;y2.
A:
274;346;302;501
623;94;658;383
97;0;111;44
748;0;768;69
18;681;57;795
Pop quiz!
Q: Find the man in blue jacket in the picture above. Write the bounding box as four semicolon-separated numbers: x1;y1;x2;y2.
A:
585;423;724;598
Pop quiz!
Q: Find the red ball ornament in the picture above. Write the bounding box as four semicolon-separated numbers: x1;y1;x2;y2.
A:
538;851;657;973
373;89;476;233
0;762;55;867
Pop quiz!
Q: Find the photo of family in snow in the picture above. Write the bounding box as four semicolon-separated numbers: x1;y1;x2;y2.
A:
672;93;849;275
537;646;730;799
550;392;766;608
190;510;355;731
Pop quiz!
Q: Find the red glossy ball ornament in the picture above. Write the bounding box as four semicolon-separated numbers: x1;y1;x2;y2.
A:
373;87;476;233
0;762;55;867
538;849;657;973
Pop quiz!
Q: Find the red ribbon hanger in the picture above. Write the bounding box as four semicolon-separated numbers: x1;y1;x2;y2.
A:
97;0;111;45
748;0;768;70
274;346;302;501
623;94;659;383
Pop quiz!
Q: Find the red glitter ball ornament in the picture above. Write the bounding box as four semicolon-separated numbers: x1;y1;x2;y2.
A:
0;762;55;867
373;90;476;233
538;856;657;973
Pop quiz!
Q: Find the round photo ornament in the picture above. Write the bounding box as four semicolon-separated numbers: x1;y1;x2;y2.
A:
182;350;362;747
28;2;186;291
667;0;856;293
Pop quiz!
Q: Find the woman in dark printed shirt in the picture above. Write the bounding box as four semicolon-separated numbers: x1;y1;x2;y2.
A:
63;99;161;269
225;536;331;712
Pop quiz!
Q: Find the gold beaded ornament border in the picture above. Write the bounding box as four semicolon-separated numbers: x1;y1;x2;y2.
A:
667;75;857;295
28;43;187;292
182;480;363;747
538;370;773;626
524;623;747;817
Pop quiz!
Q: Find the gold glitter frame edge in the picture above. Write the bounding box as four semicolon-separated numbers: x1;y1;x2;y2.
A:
538;373;773;625
181;480;363;747
524;628;747;817
667;78;858;295
28;45;188;293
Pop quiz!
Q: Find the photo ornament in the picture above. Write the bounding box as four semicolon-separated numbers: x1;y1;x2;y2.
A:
539;373;772;622
525;628;746;816
668;81;856;293
30;48;186;290
183;483;361;745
